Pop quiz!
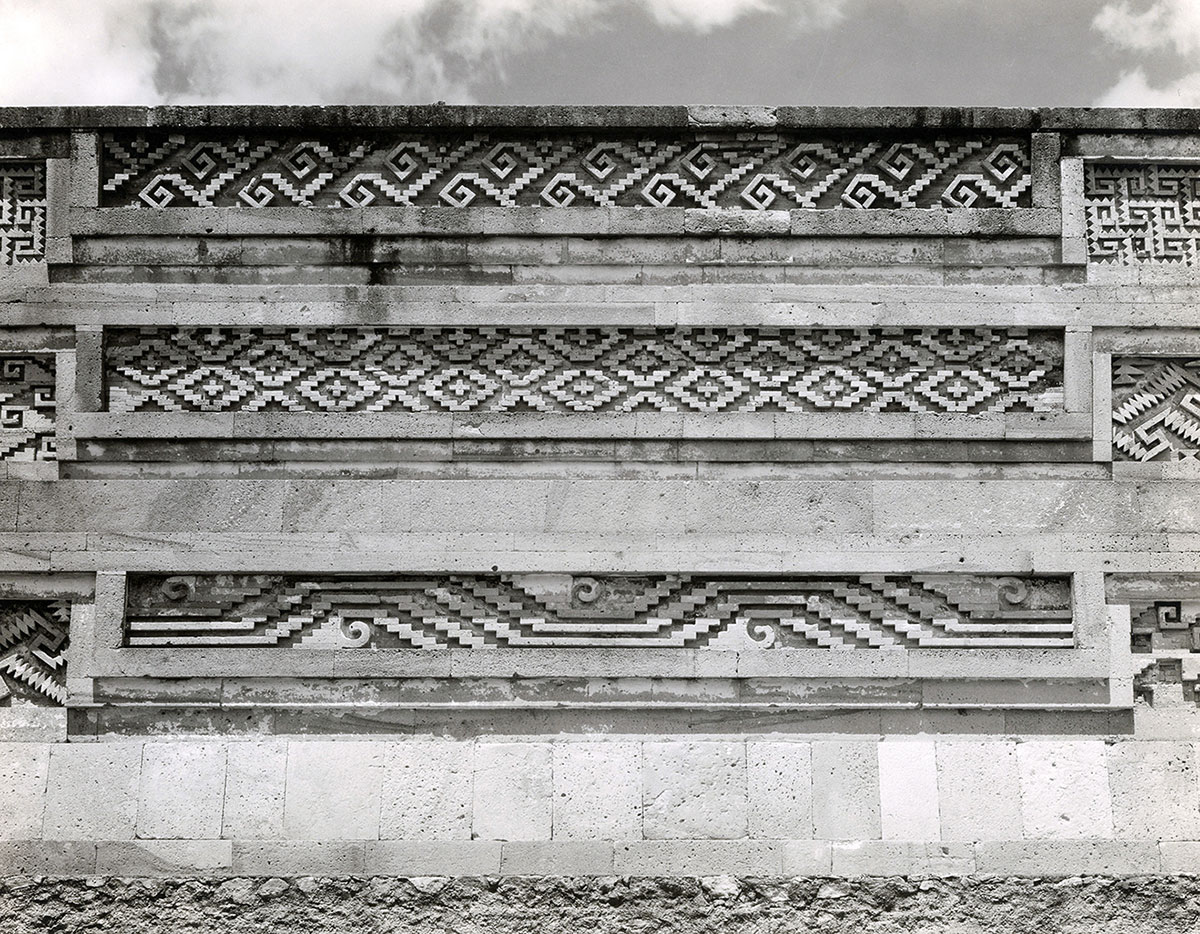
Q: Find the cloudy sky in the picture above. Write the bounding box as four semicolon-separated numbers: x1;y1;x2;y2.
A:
1;0;1199;107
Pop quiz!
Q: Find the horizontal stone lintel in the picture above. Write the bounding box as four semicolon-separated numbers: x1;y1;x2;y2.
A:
2;104;1199;130
71;412;1091;442
66;206;1062;238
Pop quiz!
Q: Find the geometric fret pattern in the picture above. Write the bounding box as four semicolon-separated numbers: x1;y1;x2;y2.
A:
1112;358;1200;461
105;327;1064;416
100;132;1032;210
0;162;46;264
123;573;1074;650
0;355;55;462
0;601;69;705
1085;163;1200;264
1127;594;1200;705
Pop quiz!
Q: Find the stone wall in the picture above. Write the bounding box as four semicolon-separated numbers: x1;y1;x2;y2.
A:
2;105;1200;926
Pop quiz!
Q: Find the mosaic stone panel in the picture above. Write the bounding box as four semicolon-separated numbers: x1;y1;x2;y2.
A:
105;327;1063;416
0;355;55;461
0;162;46;265
100;132;1033;210
1125;592;1200;705
1085;162;1200;264
124;573;1074;650
1112;357;1200;462
0;602;68;705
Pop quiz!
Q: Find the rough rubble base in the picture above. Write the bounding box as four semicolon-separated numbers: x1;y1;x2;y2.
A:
4;876;1200;934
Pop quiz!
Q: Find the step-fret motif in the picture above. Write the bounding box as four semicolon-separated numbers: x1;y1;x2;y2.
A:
101;132;1032;210
124;573;1074;650
0;162;45;265
1086;163;1200;264
106;327;1063;416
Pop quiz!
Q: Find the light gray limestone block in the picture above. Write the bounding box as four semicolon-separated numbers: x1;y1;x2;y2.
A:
780;840;833;874
878;741;940;842
1108;741;1200;840
222;742;288;839
500;841;614;874
811;741;881;840
0;742;49;839
283;741;385;840
472;743;552;841
42;743;143;840
552;741;640;841
380;741;473;840
0;841;96;875
136;742;227;840
642;742;747;840
1016;740;1114;839
747;742;814;839
974;840;1161;875
615;840;782;875
367;841;502;875
96;840;233;876
936;741;1023;842
232;840;367;876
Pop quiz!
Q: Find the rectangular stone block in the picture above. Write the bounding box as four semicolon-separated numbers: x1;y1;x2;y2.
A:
1108;742;1200;840
137;742;226;839
936;742;1023;842
223;742;287;839
0;841;96;875
878;741;940;842
283;741;384;840
380;741;473;840
366;841;502;875
552;742;640;841
1161;841;1200;872
1017;740;1113;839
232;840;366;876
811;742;880;840
747;742;813;839
615;841;782;876
0;742;49;839
643;742;747;840
472;743;552;841
95;840;233;876
781;840;833;874
975;841;1160;875
43;743;142;840
500;841;614;875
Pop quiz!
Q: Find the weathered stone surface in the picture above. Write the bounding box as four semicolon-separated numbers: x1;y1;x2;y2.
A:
42;743;142;840
0;742;49;839
811;742;880;840
1108;742;1200;840
643;742;748;840
282;742;384;841
136;742;226;840
223;742;288;839
1016;740;1113;839
747;742;813;839
472;743;552;841
878;741;940;841
936;742;1023;842
380;742;473;840
552;742;640;841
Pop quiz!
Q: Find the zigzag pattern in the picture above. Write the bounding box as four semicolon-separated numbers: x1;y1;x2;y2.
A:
0;602;69;705
0;355;56;462
124;573;1074;650
0;163;45;265
1112;357;1200;461
100;132;1032;210
1085;163;1200;264
105;327;1063;416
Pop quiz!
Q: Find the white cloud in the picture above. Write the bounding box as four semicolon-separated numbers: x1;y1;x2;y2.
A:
1095;66;1200;106
1093;0;1200;55
1093;0;1200;105
0;0;845;105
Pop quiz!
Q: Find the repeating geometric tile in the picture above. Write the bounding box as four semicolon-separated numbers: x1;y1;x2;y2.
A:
123;573;1074;650
1112;357;1200;461
0;162;46;264
1085;163;1200;264
100;132;1033;209
0;602;69;705
1125;590;1200;704
0;355;55;462
105;327;1064;416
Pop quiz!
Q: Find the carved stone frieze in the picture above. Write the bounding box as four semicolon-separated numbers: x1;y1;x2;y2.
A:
0;355;55;461
0;162;46;265
1112;357;1200;462
1086;162;1200;264
0;601;68;705
124;573;1074;650
106;326;1064;416
100;132;1033;210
